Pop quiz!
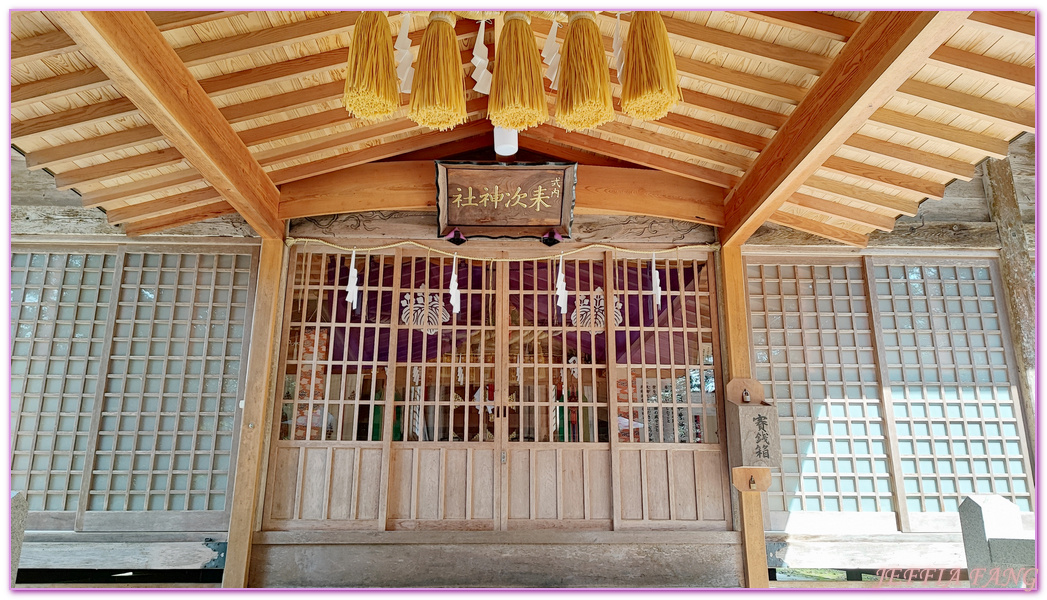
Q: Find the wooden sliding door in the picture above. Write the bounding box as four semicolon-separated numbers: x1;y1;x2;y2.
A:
262;246;729;533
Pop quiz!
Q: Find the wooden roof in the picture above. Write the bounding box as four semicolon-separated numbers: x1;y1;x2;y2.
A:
10;10;1035;245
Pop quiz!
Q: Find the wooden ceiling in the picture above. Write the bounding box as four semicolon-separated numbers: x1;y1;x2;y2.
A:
10;10;1035;245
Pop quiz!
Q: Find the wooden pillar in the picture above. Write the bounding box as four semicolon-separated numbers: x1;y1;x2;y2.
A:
223;239;289;588
718;245;772;588
982;154;1035;451
732;467;771;588
720;246;751;380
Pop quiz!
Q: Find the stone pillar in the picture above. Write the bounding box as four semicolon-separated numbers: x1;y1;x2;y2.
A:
982;152;1035;451
11;491;27;586
959;495;1035;589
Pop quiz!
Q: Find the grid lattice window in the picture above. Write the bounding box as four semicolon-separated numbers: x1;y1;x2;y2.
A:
391;253;496;443
11;252;117;512
873;261;1032;512
88;252;252;512
507;257;610;443
282;251;396;442
750;262;894;513
613;258;719;444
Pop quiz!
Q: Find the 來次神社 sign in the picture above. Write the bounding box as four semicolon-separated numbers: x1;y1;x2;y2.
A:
436;162;576;240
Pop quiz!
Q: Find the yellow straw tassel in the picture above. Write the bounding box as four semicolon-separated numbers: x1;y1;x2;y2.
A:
555;12;614;132
342;11;400;121
408;12;468;131
620;11;681;121
489;12;549;131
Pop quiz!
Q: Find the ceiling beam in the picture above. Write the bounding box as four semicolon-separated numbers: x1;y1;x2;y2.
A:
48;11;283;239
12;11;244;66
719;11;970;247
278;161;727;226
767;210;869;247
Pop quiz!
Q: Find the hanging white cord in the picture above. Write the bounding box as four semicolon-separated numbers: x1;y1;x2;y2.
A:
555;252;568;315
395;12;414;93
346;249;360;310
651;252;662;310
471;19;493;95
449;252;461;314
612;12;625;79
542;19;561;90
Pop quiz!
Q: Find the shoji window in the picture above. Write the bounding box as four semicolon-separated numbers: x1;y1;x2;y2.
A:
749;254;1033;533
869;259;1032;530
11;251;117;515
10;244;258;532
749;260;895;532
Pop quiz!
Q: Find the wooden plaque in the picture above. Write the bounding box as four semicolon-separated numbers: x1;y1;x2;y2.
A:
436;161;576;240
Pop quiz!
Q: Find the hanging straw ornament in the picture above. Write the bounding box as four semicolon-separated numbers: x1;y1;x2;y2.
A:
342;11;400;121
470;19;492;95
612;13;625;80
541;19;561;91
409;12;468;131
555;11;614;132
394;12;414;93
346;250;361;310
489;12;549;131
449;252;461;314
555;253;568;315
620;11;682;121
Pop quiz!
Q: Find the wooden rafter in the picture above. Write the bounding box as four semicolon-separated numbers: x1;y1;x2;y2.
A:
802;176;921;217
516;136;648;169
894;80;1035;133
21;40;480;178
106;121;495;230
767;210;869;247
784;192;896;232
48;11;283;238
76;98;487;207
965;11;1035;37
735;11;1034;92
867;108;1009;159
267;117;493;185
522;125;738;188
531;16;807;105
11;11;245;65
13;12;437;110
123;201;238;237
105;188;223;225
604;12;833;75
13;22;479;143
278;161;727;225
720;11;971;247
